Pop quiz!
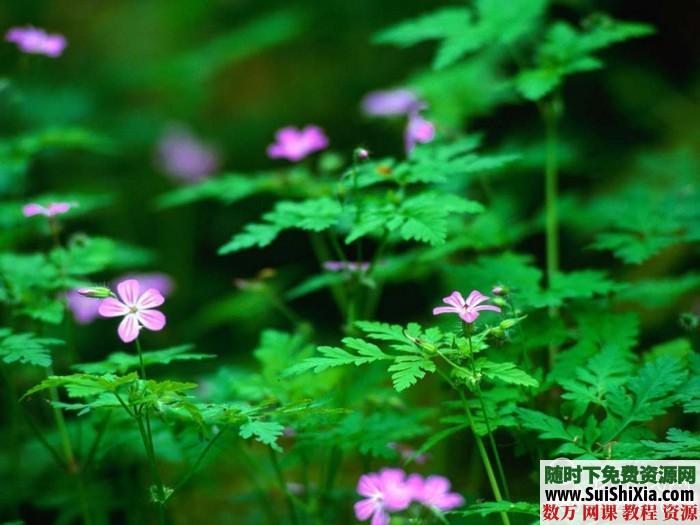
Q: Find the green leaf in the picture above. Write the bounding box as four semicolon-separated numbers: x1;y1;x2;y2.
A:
388;356;436;391
23;373;139;400
284;338;391;376
219;198;343;254
219;223;281;254
0;329;62;367
456;501;540;518
605;357;687;442
73;345;215;374
639;429;700;459
517;408;585;452
156;173;273;208
239;420;284;451
477;359;539;387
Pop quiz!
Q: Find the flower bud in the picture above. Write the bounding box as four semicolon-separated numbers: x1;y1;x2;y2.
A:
355;147;370;160
492;285;509;296
76;286;112;299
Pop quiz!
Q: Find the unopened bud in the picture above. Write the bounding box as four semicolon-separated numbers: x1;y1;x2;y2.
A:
355;147;370;160
491;285;509;296
76;286;112;299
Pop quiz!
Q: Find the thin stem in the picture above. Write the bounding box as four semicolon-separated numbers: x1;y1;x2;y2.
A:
436;368;510;525
83;411;112;470
174;428;226;492
465;327;511;501
46;366;76;471
133;339;166;524
76;471;92;525
135;338;147;380
268;448;299;525
542;95;561;368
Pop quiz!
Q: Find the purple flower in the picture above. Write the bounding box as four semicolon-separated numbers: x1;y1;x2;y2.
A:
433;290;501;324
98;279;166;343
266;125;328;162
362;89;421;117
405;111;435;153
5;26;66;57
323;261;370;273
355;469;412;525
407;474;464;511
22;202;73;218
157;125;220;183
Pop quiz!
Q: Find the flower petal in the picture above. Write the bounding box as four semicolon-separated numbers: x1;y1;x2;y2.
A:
137;309;166;332
442;291;465;309
357;474;381;498
465;290;486;307
98;297;130;317
354;499;378;521
433;306;459;316
459;310;479;324
136;288;165;309
118;314;140;343
370;510;390;525
23;203;47;217
116;279;140;306
474;304;501;314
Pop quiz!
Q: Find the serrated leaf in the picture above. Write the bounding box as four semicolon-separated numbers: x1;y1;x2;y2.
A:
239;420;284;451
388;356;436;391
0;330;62;367
73;345;215;374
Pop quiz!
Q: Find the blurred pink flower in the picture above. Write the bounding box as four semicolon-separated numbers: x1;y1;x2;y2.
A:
22;202;73;218
433;290;501;324
66;290;102;325
362;89;420;116
405;111;435;153
267;125;328;162
323;260;370;273
407;474;464;511
355;469;412;525
6;26;66;57
98;279;166;343
157;125;220;183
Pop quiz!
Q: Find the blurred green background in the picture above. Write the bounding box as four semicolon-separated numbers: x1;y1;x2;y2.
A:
3;0;699;357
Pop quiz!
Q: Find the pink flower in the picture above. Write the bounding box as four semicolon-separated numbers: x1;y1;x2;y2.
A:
6;26;67;57
157;125;220;183
433;290;501;324
67;274;173;326
362;89;420;116
267;125;328;162
355;469;412;525
406;474;464;511
405;111;435;153
98;279;166;343
22;202;73;218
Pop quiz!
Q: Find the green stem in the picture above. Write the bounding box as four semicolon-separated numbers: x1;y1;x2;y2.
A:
268;448;299;525
436;368;510;525
174;428;226;492
464;328;511;501
76;471;92;525
133;339;166;524
542;95;561;368
46;366;76;470
83;411;112;470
